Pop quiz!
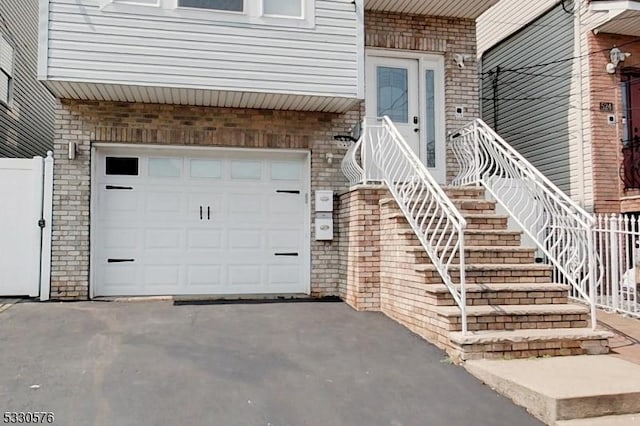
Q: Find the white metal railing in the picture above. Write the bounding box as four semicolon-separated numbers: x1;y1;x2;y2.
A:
341;135;364;186
451;119;597;328
344;117;469;333
593;214;640;317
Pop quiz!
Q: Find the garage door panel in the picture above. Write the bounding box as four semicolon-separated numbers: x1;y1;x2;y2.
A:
144;191;184;220
95;148;309;297
144;228;182;250
101;190;139;215
103;227;138;249
269;194;301;215
267;229;302;251
268;265;302;287
144;264;180;287
228;265;262;287
102;263;139;288
228;229;263;249
187;265;223;287
187;229;223;249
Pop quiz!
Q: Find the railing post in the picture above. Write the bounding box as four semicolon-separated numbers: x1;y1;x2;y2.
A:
610;214;620;314
473;121;480;186
361;119;369;185
588;220;598;330
459;232;467;335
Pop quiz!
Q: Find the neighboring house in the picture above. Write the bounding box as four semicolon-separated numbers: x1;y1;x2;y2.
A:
38;0;495;300
477;0;640;214
0;0;55;157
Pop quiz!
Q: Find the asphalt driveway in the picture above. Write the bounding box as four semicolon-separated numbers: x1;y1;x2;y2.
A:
0;300;541;426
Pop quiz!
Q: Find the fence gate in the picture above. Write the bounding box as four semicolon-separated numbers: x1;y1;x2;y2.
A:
0;153;53;299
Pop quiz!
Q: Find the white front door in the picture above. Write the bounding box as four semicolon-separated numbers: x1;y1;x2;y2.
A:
366;53;446;183
93;147;310;297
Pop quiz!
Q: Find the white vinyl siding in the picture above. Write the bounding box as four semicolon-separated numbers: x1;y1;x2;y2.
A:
42;0;362;105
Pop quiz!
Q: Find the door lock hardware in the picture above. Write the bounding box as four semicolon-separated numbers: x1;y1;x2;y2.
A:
413;116;419;124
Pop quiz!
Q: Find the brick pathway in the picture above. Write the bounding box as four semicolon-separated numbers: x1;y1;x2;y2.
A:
599;310;640;365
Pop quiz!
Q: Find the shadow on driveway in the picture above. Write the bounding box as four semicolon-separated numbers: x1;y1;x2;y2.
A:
0;301;541;426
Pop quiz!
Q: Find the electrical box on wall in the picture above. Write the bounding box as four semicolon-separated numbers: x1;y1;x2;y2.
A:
315;213;334;241
315;190;334;212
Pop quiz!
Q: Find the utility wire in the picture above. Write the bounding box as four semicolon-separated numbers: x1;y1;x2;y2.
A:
480;36;640;74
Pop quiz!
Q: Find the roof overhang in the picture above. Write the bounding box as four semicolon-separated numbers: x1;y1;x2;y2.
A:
364;0;499;19
42;80;361;113
592;1;640;36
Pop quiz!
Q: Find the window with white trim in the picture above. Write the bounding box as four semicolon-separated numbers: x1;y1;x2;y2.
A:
0;34;13;106
105;0;313;27
179;0;244;12
263;0;302;17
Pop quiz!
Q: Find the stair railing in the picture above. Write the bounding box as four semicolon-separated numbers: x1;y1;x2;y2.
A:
451;119;597;329
350;117;469;334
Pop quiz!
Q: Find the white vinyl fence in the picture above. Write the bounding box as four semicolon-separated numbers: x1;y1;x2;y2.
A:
0;152;53;300
592;214;640;318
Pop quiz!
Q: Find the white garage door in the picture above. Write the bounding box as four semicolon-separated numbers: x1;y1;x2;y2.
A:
93;146;310;297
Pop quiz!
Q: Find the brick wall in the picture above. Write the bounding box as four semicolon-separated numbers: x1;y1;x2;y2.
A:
50;11;480;299
588;33;640;213
51;100;360;299
337;186;387;310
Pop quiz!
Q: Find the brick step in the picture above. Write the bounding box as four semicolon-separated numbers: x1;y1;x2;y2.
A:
381;197;496;214
415;263;553;284
424;283;569;306
449;328;613;360
452;198;497;214
383;212;509;231
434;303;590;332
395;228;522;247
405;245;536;264
443;186;486;200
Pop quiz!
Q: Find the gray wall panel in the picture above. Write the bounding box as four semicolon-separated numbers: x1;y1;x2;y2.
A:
481;1;573;193
0;0;55;158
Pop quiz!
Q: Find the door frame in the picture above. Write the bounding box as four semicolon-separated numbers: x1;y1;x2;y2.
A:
365;48;447;183
89;143;312;298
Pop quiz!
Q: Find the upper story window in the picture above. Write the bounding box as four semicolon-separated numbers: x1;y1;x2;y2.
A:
105;0;313;27
263;0;301;17
0;34;13;106
179;0;244;13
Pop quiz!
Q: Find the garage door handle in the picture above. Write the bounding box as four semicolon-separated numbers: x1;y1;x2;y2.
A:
277;190;300;194
106;185;133;190
200;206;203;220
207;206;210;220
107;258;135;263
274;252;299;256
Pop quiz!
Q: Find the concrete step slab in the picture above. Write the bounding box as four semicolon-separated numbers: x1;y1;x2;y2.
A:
465;355;640;425
434;303;589;318
555;413;640;425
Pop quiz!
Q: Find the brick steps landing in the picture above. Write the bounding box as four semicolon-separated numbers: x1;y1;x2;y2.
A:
405;245;537;264
424;283;569;306
377;186;610;361
451;328;612;360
